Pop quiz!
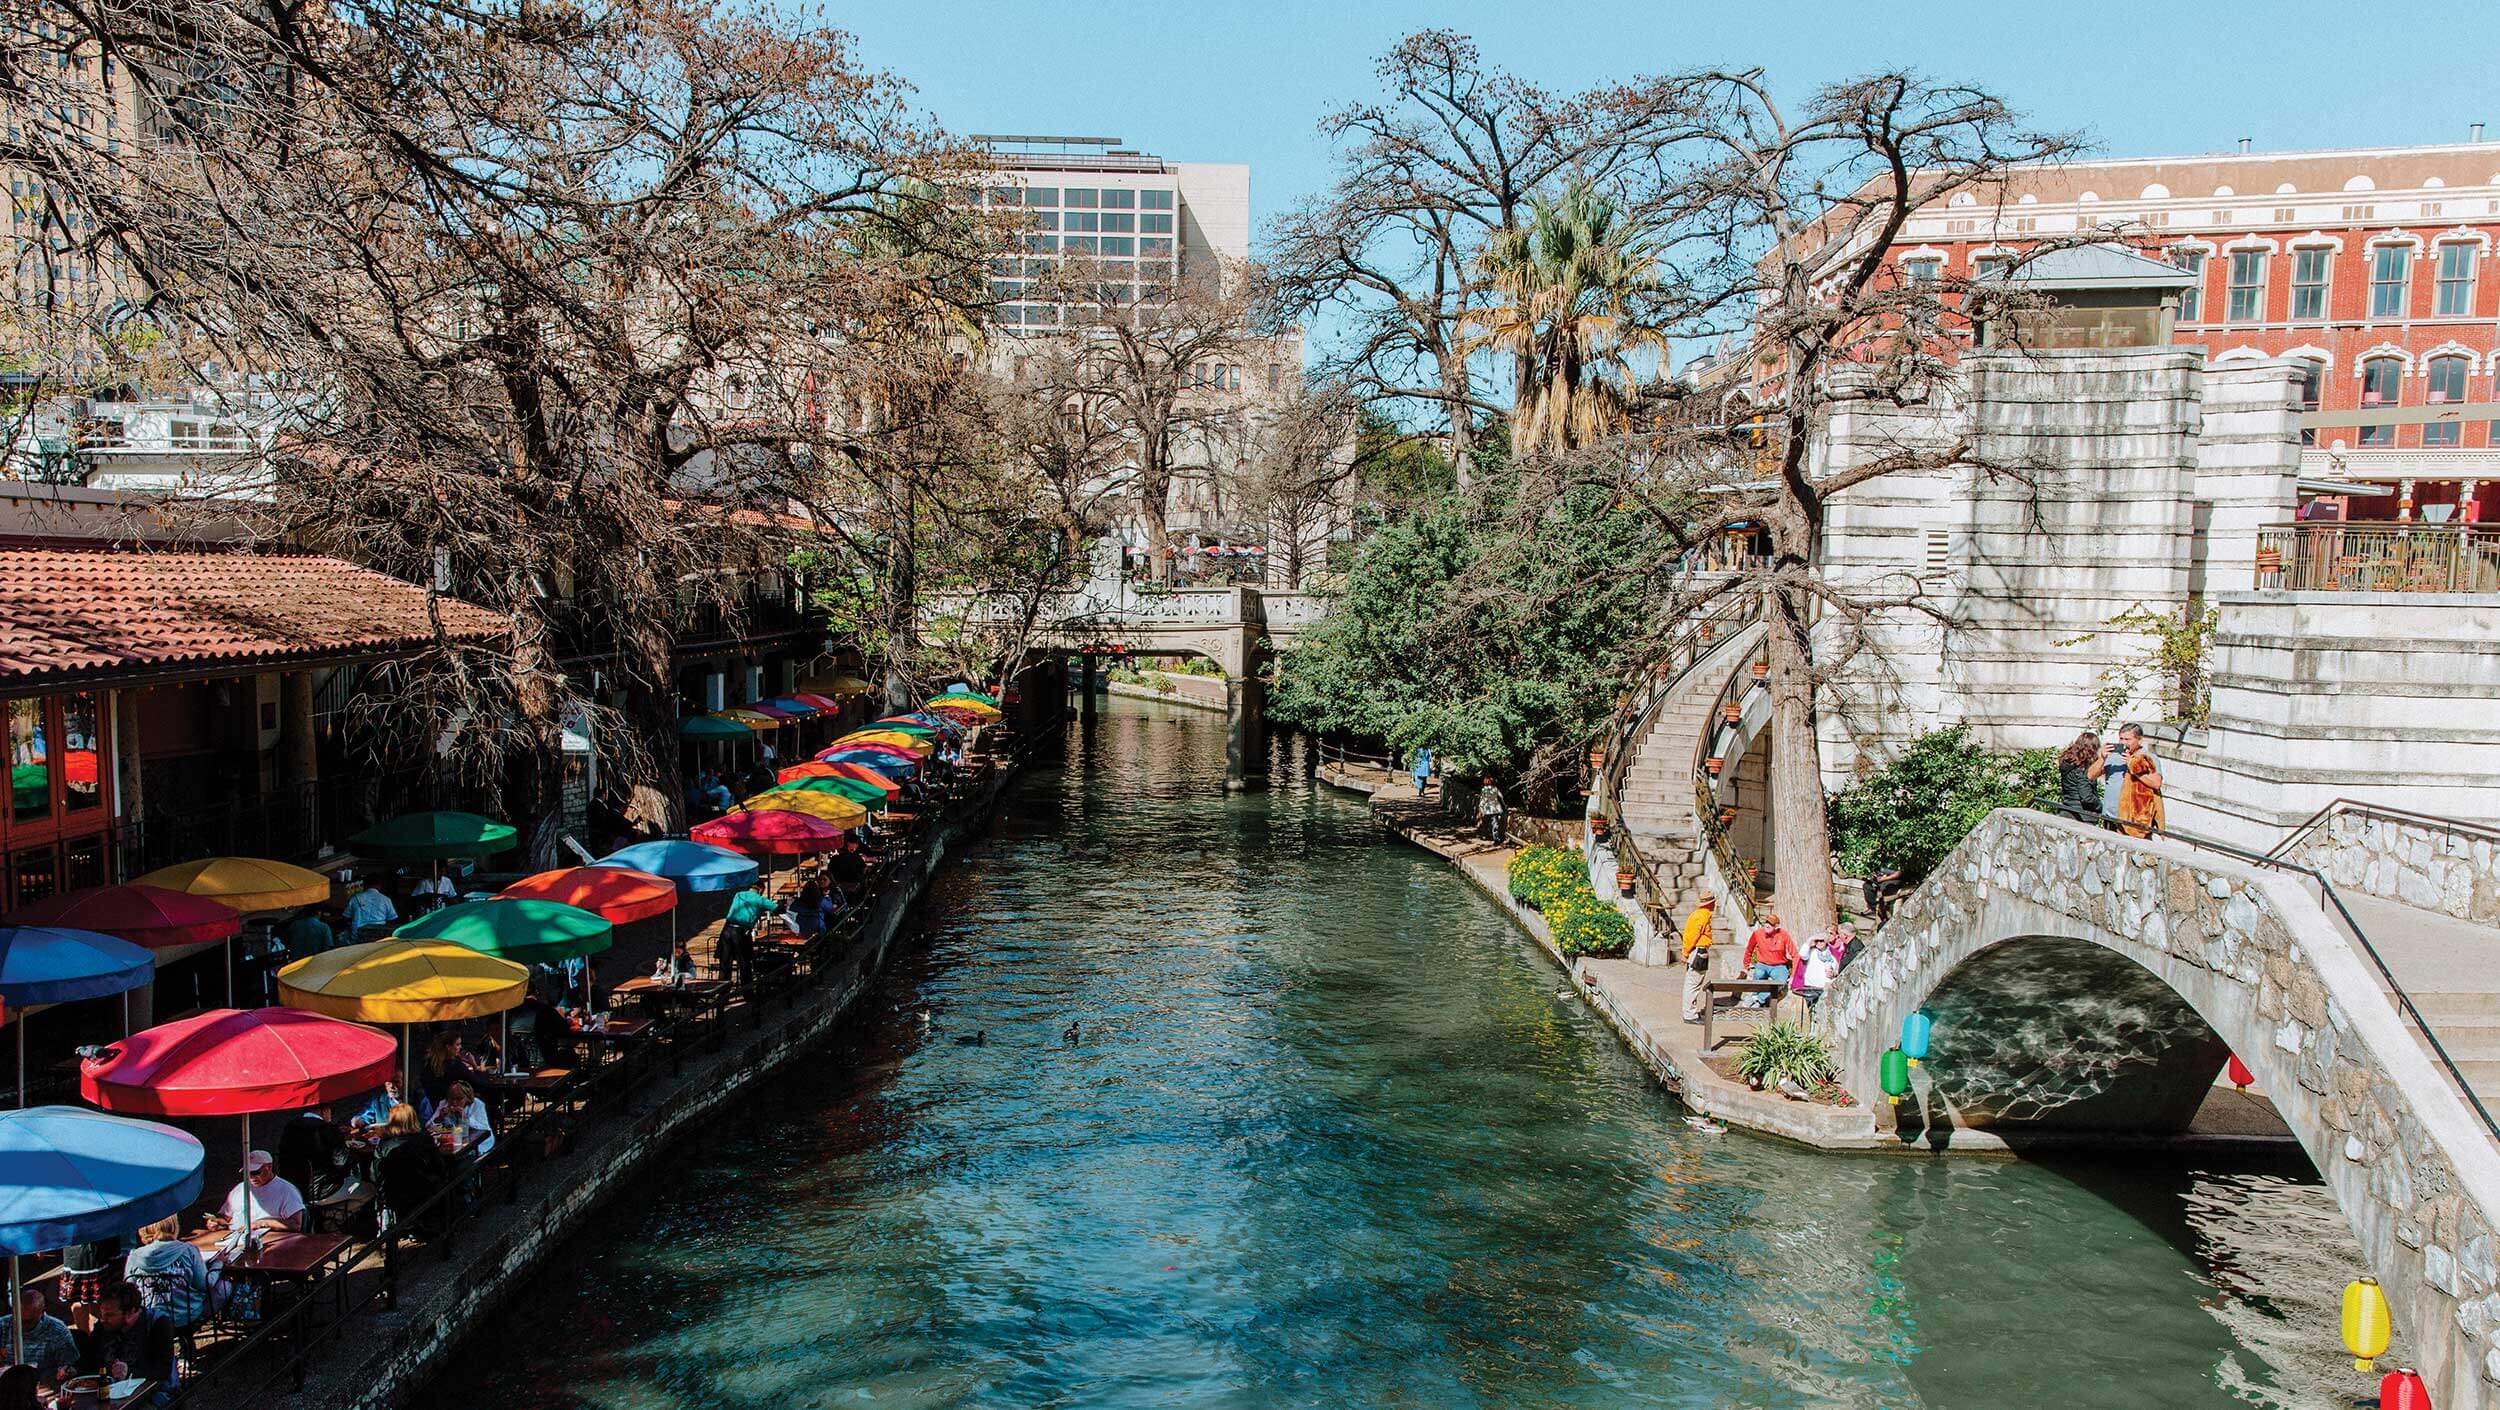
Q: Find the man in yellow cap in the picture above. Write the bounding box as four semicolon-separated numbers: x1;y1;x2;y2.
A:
1679;895;1717;1022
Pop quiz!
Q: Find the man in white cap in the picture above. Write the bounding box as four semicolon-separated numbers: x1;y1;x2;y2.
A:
212;1151;305;1235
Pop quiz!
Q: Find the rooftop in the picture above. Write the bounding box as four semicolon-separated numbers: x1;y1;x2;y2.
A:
0;546;506;690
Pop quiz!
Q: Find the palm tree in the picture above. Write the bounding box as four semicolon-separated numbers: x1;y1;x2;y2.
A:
1467;182;1671;456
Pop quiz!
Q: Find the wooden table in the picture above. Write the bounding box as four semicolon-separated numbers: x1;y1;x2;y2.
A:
472;1066;576;1098
188;1228;350;1278
1698;980;1791;1051
608;976;728;1009
44;1376;154;1409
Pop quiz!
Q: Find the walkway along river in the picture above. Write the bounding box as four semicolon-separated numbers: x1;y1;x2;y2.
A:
425;697;2382;1409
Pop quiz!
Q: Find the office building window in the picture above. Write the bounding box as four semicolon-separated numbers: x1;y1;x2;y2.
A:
1063;211;1099;232
1100;237;1135;256
2289;248;2331;321
1061;235;1097;254
2425;355;2467;446
1141;189;1173;210
1023;188;1057;207
2434;242;2478;317
2369;245;2412;318
1030;211;1058;231
1021;235;1057;254
1063;188;1097;208
1102;213;1135;233
2225;250;2266;322
1141;237;1173;256
1101;189;1135;209
2294;359;2324;446
2359;357;2403;446
1141;212;1173;234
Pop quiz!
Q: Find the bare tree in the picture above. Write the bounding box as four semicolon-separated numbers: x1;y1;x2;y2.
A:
3;0;991;856
1233;376;1358;589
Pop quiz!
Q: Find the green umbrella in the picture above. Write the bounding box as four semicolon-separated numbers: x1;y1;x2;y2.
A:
394;898;613;964
930;689;999;707
768;776;890;808
350;810;519;861
678;714;750;741
867;720;941;739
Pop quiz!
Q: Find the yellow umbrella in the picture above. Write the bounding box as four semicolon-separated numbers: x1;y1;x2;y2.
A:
737;792;869;828
800;672;875;696
836;730;933;755
133;856;331;914
276;939;528;1024
716;709;780;729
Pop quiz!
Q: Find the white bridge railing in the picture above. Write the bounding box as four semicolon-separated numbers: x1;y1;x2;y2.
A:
921;584;1326;635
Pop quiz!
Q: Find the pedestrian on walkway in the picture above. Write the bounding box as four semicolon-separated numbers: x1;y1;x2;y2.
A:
1474;774;1507;845
1739;911;1797;1007
2056;731;2102;823
1678;896;1716;1022
1410;747;1432;796
2117;723;2165;838
720;884;777;991
342;877;398;942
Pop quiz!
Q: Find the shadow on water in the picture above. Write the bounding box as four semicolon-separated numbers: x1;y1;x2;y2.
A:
427;697;2372;1410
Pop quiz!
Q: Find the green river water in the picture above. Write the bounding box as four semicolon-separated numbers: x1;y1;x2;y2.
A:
429;697;2371;1409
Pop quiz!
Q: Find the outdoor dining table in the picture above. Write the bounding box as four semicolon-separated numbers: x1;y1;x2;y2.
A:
186;1227;351;1280
607;976;729;1009
42;1376;155;1409
471;1066;576;1105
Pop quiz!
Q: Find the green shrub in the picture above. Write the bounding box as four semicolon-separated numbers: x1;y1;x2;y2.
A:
1505;846;1586;911
1825;726;2056;887
1732;1021;1838;1090
1546;890;1634;958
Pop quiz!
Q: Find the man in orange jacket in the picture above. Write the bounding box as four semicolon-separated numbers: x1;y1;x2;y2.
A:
1678;896;1716;1022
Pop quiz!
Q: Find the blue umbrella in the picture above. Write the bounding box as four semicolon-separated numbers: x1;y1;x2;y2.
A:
0;926;155;1107
590;841;760;895
818;751;916;779
0;1106;204;1362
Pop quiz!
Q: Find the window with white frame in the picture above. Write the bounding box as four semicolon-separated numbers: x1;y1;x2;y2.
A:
2168;248;2206;321
2225;249;2266;322
2425;355;2468;446
2369;245;2412;318
1900;256;1941;287
2289;248;2332;321
2359;357;2403;445
2294;359;2324;446
2434;242;2478;317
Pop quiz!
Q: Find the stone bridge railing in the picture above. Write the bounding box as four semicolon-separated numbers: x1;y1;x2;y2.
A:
921;585;1325;636
1821;807;2500;1407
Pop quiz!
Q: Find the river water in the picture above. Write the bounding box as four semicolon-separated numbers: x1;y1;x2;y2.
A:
433;698;2373;1410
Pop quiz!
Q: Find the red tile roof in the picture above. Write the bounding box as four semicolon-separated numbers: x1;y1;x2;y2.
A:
0;547;506;689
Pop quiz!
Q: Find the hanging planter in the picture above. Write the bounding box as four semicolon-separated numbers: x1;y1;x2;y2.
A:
1618;871;1637;899
1698;622;1715;643
1705;756;1724;776
2255;546;2284;574
1750;659;1770;681
1719;806;1738;827
1722;702;1742;725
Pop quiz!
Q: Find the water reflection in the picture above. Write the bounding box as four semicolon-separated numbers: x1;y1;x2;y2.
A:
432;698;2368;1410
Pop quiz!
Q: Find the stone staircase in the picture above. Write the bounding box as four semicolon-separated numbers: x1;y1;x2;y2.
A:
1609;622;1763;932
2342;893;2500;1109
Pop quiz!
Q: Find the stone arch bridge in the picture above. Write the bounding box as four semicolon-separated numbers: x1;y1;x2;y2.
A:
1820;807;2500;1407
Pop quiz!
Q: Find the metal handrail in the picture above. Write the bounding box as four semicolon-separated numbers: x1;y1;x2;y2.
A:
1690;654;1770;922
2267;797;2500;862
2042;802;2500;1150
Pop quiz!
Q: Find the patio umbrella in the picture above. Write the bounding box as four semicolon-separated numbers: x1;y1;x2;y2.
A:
718;708;782;729
0;927;155;1105
764;698;820;719
350;810;519;863
822;742;920;769
690;808;847;858
132;857;330;915
677;715;750;741
786;693;844;712
395;899;614;967
835;730;932;755
6;883;242;949
925;701;999;726
930;687;999;708
894;711;966;734
0;1106;204;1364
768;776;891;809
799;672;874;696
737;792;870;829
779;761;901;793
590;841;759;894
818;750;916;780
866;720;941;740
742;702;801;722
83;1007;395;1248
278;939;529;1091
500;866;678;1001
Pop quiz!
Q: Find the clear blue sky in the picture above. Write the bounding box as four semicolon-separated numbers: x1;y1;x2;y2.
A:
835;0;2500;241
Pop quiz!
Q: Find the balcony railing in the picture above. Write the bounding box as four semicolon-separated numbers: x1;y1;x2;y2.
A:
2254;522;2500;594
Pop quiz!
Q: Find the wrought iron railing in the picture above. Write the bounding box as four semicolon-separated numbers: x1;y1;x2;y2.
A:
1691;651;1771;924
1593;585;1761;928
2255;522;2500;593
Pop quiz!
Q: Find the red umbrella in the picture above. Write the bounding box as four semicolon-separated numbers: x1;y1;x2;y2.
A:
83;1007;396;1117
6;884;242;948
497;867;676;925
690;809;847;858
84;1007;395;1232
786;693;843;712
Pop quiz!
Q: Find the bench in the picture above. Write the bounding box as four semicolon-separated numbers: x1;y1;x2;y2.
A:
1698;980;1790;1051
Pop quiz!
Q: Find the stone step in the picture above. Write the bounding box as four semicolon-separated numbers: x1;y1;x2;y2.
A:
2408;991;2500;1022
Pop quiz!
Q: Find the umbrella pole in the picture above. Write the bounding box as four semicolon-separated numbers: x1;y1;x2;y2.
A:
238;1113;255;1233
500;1010;509;1072
14;1018;22;1108
11;1255;21;1365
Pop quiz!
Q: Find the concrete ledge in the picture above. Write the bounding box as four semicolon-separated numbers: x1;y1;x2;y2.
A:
1106;675;1227;712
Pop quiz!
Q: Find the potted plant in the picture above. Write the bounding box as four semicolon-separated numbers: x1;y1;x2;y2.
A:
1750;659;1769;681
1706;756;1724;776
1722;701;1742;725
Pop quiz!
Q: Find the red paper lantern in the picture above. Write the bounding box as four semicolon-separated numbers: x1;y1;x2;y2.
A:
2380;1368;2430;1410
2226;1054;2254;1090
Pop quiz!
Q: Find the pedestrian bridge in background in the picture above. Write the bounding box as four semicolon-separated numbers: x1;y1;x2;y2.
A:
1821;807;2500;1407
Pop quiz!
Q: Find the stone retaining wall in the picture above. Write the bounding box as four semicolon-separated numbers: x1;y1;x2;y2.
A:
2280;805;2500;924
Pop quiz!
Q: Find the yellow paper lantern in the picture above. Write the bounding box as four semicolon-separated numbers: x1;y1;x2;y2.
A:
2342;1276;2392;1372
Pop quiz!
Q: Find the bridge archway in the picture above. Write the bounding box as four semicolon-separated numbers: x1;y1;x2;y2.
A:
1821;808;2500;1407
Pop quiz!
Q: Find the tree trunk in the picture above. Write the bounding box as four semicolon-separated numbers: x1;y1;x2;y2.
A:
1762;574;1837;938
1441;356;1474;491
1139;455;1174;585
619;617;683;835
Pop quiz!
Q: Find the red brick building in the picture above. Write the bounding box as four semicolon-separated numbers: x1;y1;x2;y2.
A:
1890;139;2500;521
